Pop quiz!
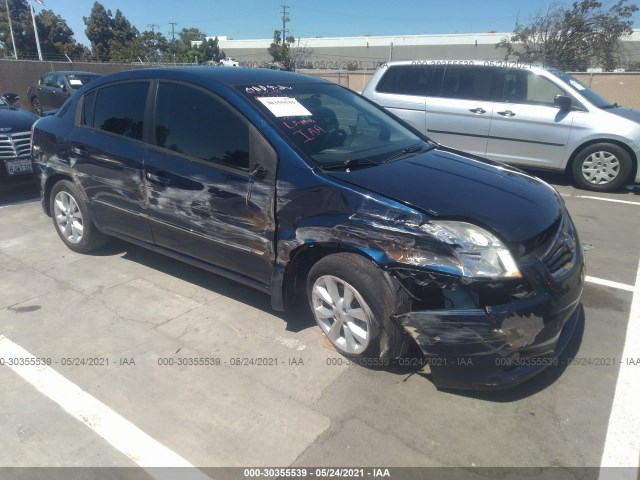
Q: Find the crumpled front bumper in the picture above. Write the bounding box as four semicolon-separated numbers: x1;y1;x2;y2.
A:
392;217;585;390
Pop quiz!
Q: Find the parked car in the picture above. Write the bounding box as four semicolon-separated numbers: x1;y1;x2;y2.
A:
0;93;39;191
32;68;584;389
27;71;101;116
362;60;640;192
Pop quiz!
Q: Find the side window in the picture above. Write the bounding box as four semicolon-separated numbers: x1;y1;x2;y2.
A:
375;65;440;96
54;74;66;89
90;82;149;141
439;66;498;101
501;70;565;106
154;82;250;171
42;73;54;87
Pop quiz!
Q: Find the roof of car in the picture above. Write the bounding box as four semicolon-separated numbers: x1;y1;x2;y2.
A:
91;67;332;87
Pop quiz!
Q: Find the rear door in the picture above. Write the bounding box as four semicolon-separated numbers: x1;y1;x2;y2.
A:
485;69;574;168
69;81;153;242
143;81;277;287
424;65;502;157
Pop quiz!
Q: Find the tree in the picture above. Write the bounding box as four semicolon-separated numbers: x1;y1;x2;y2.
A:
36;10;90;60
84;2;139;62
198;37;226;63
179;27;206;46
497;0;638;71
83;2;113;60
1;1;87;60
268;30;295;70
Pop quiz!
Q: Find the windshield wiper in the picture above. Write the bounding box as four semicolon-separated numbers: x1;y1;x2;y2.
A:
381;144;431;164
319;158;380;171
601;102;618;109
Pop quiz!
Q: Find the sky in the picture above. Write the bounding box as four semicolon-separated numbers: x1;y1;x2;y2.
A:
31;0;640;47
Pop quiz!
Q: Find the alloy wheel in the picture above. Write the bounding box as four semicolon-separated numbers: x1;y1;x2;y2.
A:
53;191;84;244
311;275;373;354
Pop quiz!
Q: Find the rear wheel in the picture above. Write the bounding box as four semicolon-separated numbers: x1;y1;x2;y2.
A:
307;253;408;358
571;143;633;191
31;97;42;116
50;180;108;253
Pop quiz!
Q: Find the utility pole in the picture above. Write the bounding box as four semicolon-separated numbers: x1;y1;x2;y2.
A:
169;22;178;42
5;0;18;59
280;5;289;45
148;23;159;34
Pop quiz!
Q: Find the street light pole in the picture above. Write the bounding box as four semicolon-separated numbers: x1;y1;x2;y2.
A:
5;0;18;59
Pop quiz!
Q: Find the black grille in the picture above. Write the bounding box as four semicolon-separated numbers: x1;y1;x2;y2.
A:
0;131;31;159
540;212;577;277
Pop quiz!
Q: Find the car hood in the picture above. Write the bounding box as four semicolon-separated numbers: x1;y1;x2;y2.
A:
0;107;39;132
325;148;563;243
607;106;640;124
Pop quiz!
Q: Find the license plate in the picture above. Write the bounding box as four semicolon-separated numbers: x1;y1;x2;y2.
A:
6;158;33;176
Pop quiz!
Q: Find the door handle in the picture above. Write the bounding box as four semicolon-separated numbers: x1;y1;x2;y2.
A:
146;171;171;186
468;108;486;114
497;110;516;117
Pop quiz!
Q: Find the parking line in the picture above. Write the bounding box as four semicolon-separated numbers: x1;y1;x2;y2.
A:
0;335;210;480
586;276;635;293
599;259;640;478
576;195;640;206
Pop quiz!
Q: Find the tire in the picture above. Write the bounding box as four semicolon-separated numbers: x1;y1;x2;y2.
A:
50;180;108;253
307;253;408;359
31;97;42;116
571;143;633;192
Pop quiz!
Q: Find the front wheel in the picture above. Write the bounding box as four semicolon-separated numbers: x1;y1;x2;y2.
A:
50;180;108;253
307;253;408;358
571;143;633;191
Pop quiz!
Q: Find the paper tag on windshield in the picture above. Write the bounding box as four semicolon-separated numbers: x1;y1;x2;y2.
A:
256;97;312;117
69;79;83;86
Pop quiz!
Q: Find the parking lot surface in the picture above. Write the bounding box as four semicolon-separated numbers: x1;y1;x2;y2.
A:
0;178;638;477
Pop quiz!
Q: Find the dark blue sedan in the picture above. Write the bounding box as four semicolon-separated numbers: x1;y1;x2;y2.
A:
31;67;585;389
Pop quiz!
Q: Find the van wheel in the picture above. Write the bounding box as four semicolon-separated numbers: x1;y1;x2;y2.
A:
50;180;108;253
307;253;408;359
572;143;632;192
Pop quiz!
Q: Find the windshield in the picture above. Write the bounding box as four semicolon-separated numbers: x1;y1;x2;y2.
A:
547;68;614;108
237;82;427;168
66;74;100;90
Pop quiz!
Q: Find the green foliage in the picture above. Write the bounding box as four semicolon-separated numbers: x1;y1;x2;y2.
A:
83;2;139;61
497;0;638;71
268;30;296;70
0;0;87;60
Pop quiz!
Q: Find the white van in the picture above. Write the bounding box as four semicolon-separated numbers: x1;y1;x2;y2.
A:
363;60;640;191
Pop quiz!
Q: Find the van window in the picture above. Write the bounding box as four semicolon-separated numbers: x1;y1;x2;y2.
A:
439;66;498;101
501;70;565;106
375;65;441;96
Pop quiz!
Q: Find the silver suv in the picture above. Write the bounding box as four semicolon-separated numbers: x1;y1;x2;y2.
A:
363;60;640;191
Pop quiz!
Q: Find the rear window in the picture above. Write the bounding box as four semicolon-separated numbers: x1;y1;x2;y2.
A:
66;74;100;90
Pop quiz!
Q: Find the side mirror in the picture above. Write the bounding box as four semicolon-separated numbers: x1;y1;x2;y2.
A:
554;95;572;111
2;92;19;105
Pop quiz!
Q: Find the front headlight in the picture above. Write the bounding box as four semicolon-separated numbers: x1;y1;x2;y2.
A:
422;221;521;279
